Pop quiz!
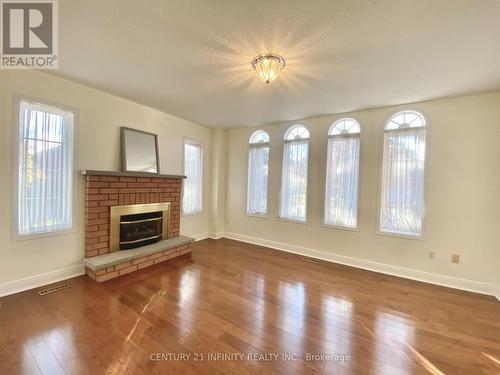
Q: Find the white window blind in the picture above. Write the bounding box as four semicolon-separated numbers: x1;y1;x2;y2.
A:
247;131;269;215
279;125;310;222
183;141;203;215
380;111;426;237
324;119;361;228
16;99;75;237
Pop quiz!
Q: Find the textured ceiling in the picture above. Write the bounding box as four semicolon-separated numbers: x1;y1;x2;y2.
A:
52;0;500;128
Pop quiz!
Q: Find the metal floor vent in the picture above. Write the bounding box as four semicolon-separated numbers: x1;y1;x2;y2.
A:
302;256;320;264
38;284;70;296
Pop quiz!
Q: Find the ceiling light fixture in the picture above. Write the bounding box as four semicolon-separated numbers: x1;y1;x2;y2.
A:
251;54;285;84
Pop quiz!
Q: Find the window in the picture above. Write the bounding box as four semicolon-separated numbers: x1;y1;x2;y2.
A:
182;140;203;215
247;130;270;216
279;125;310;222
324;118;361;229
15;98;75;237
380;110;426;237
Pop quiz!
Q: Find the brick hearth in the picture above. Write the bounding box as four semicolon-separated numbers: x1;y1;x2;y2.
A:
85;243;192;282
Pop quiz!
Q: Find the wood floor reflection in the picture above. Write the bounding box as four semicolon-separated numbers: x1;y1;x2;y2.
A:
1;238;499;374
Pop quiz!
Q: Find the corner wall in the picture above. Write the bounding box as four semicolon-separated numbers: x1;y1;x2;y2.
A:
209;128;228;238
0;70;212;288
224;93;500;293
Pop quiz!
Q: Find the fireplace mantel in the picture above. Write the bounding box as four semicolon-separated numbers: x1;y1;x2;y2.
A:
81;169;186;179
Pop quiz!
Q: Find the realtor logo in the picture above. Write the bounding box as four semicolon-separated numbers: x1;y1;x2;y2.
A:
1;0;58;69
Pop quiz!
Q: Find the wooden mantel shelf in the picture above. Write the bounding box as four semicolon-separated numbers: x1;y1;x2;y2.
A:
80;169;186;179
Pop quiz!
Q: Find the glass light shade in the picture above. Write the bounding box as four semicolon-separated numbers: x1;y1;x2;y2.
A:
251;54;285;83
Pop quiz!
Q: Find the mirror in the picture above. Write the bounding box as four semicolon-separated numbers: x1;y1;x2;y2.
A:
121;127;160;173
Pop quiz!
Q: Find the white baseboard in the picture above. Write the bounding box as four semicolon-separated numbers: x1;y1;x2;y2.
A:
190;232;210;241
0;264;85;297
3;236;496;301
190;232;224;241
209;232;224;240
223;232;500;301
494;286;500;302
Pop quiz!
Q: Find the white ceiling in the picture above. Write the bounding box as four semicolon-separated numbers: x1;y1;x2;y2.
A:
53;0;500;128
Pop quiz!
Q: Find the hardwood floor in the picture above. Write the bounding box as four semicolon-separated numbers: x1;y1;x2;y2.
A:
1;238;499;374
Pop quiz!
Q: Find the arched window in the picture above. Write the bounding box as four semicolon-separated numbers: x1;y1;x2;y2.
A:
324;118;361;228
284;125;310;140
249;130;269;144
380;110;427;237
279;125;310;221
247;130;270;215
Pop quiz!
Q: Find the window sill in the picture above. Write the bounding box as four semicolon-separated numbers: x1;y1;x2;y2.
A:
11;226;76;242
182;210;203;217
376;230;425;241
246;213;269;219
321;223;359;233
276;216;308;225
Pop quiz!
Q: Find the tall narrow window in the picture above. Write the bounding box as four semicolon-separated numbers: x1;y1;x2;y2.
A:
16;98;75;237
247;130;270;216
380;110;426;237
279;125;310;222
324;118;361;229
182;140;203;215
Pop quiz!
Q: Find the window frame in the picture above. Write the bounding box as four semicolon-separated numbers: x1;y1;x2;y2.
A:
246;130;271;218
376;109;430;240
11;93;78;241
182;137;204;217
278;124;311;224
322;118;362;232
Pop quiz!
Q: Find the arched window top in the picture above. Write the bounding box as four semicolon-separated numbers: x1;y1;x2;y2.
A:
284;125;309;141
249;130;269;145
386;110;425;130
329;118;360;136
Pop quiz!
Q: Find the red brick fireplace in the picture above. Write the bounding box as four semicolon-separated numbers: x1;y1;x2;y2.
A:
82;170;193;282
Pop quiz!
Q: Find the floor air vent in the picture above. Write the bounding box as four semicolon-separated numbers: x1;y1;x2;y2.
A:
38;284;70;296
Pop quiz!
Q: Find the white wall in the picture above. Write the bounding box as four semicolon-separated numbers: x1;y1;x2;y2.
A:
0;70;212;285
225;93;500;290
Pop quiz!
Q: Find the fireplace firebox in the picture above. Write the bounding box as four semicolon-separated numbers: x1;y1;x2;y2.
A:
110;203;170;252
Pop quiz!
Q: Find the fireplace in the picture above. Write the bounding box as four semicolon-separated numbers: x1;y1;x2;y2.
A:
83;172;191;282
110;202;170;252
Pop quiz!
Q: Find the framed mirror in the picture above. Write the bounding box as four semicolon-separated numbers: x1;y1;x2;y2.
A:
121;127;160;173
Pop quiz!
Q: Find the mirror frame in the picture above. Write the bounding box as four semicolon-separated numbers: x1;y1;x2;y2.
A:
121;127;160;174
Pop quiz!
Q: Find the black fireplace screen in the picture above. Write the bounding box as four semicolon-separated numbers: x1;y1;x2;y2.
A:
119;211;163;250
